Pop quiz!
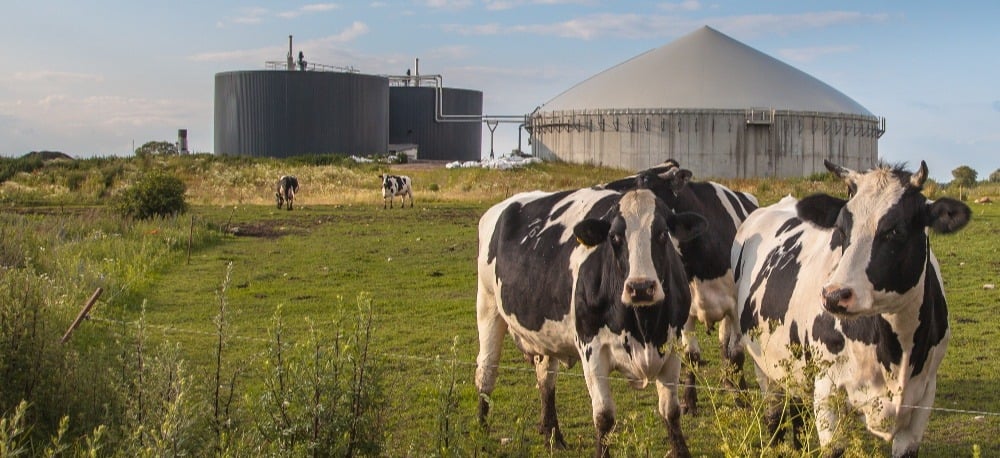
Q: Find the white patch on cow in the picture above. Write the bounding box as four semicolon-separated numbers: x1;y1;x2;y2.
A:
618;190;665;305
709;181;757;223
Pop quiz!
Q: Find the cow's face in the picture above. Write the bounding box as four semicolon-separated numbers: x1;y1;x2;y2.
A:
574;190;706;306
797;161;970;317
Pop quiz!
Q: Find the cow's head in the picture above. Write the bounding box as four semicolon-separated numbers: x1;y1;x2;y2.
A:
574;181;707;306
797;160;970;317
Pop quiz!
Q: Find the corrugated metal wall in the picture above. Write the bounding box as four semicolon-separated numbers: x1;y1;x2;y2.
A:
389;87;483;161
529;109;880;178
214;71;388;157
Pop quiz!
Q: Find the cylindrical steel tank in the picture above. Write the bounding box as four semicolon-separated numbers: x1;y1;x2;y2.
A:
214;70;388;157
389;86;483;161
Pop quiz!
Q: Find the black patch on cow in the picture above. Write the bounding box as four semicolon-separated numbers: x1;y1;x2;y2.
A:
487;190;589;331
747;232;802;323
866;189;928;295
910;251;949;377
774;218;802;237
623;335;632;357
830;209;852;252
584;346;593;362
789;321;801;349
840;315;902;372
812;313;845;354
741;297;759;335
796;194;847;229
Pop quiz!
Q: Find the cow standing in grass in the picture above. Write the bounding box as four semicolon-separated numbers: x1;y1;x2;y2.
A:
476;173;705;457
381;173;413;208
604;160;758;414
732;160;970;456
275;175;299;210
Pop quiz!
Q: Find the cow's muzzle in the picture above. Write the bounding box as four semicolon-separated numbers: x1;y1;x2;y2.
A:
822;285;855;315
623;278;662;306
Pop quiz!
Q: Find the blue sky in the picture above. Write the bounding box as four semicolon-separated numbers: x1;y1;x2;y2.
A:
1;1;997;181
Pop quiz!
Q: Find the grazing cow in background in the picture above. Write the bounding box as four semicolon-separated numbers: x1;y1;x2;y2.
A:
732;160;970;457
275;175;299;210
604;160;758;414
381;173;413;208
476;174;706;457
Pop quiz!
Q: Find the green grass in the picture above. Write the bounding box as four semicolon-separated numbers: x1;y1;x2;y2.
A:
4;155;998;455
104;197;999;456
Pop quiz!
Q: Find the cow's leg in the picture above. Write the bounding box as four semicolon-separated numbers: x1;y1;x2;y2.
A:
408;191;413;208
812;377;845;457
474;287;506;427
890;379;936;458
533;355;567;449
655;353;691;458
719;314;749;406
579;348;615;458
679;314;700;415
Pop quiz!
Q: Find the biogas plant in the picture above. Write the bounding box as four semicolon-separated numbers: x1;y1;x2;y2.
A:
214;27;883;178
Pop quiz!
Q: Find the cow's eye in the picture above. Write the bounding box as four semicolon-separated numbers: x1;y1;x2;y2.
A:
610;233;624;246
881;227;905;242
657;230;670;244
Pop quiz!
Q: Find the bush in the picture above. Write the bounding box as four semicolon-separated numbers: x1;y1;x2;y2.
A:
115;171;188;219
990;168;1000;183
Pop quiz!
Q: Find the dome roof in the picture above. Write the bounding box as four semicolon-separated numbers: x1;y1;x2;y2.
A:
540;26;873;116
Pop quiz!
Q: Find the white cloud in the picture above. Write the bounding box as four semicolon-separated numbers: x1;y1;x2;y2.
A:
279;3;340;19
777;45;857;63
231;7;270;25
8;71;104;84
658;1;701;12
189;22;369;63
443;10;890;40
422;0;474;9
484;0;596;11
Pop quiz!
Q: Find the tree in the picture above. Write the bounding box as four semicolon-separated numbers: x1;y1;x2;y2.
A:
989;168;1000;183
951;165;978;188
135;140;178;157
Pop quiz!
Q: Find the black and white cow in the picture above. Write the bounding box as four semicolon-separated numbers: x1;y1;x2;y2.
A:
604;160;758;413
476;174;706;457
732;160;970;457
381;173;413;208
275;175;299;210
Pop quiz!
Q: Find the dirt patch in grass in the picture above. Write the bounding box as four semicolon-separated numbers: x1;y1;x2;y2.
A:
225;219;311;239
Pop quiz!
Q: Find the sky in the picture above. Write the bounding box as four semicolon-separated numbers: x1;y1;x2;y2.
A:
1;1;997;181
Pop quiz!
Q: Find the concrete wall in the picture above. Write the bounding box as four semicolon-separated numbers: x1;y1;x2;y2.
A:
529;109;881;178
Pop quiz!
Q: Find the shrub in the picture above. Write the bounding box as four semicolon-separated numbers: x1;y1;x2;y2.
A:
989;168;1000;183
115;171;188;219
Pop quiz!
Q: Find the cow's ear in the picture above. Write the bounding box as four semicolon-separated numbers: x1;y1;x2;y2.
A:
925;197;971;234
574;219;611;247
667;212;708;242
797;194;846;228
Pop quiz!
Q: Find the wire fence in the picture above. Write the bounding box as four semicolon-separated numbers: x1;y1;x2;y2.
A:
82;315;1000;419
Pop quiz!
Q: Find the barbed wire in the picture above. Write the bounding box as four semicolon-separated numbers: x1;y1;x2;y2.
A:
82;315;1000;419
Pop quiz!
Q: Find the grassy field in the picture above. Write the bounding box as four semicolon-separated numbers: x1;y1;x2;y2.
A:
129;186;998;455
3;156;998;456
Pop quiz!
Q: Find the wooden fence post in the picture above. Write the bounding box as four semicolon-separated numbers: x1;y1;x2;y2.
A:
60;287;103;344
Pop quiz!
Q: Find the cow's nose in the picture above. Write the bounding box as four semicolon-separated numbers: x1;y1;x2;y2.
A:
625;279;658;304
822;285;854;314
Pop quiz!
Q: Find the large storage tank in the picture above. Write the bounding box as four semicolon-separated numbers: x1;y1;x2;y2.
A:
389;86;483;161
214;70;388;157
529;26;884;178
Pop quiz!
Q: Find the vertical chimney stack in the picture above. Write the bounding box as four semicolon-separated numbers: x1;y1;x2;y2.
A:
414;58;420;87
287;35;294;70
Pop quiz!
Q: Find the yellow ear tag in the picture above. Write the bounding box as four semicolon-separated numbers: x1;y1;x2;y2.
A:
576;236;592;247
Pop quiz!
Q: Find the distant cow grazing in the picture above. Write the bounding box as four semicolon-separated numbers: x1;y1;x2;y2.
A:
732;160;970;456
381;173;413;208
604;160;758;413
275;175;299;210
476;174;706;457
